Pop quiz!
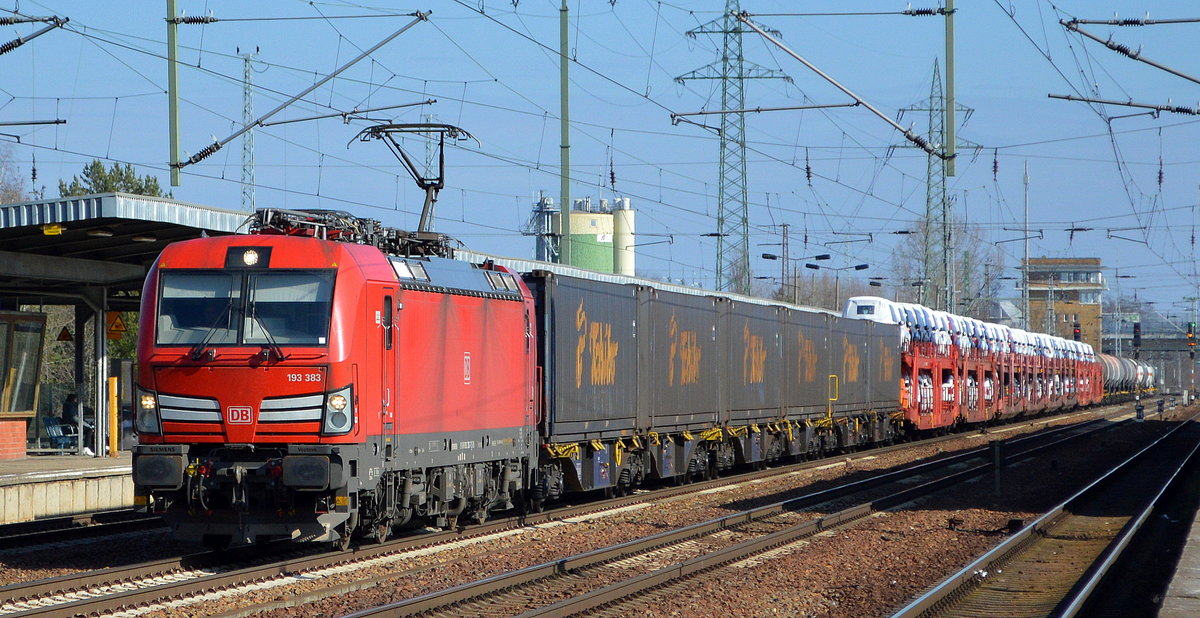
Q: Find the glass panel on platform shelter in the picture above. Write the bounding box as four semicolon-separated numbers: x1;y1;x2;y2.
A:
0;312;45;417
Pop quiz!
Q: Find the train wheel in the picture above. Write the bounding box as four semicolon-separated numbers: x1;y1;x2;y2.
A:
336;528;353;551
335;513;358;551
373;522;390;544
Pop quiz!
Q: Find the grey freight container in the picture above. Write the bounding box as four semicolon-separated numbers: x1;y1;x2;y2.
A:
723;298;785;424
782;307;832;419
866;321;902;409
639;287;722;432
826;315;871;414
524;271;639;440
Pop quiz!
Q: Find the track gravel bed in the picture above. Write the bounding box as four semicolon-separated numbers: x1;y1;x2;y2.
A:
101;406;1134;618
602;409;1192;617
0;406;1139;617
0;528;193;587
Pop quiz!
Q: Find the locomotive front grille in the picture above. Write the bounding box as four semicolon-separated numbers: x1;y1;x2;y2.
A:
258;394;324;423
158;394;221;423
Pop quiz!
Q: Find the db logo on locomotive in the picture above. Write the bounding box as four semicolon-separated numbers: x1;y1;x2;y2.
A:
226;406;253;424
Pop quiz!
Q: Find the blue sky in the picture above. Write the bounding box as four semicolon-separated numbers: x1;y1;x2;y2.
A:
2;1;1198;316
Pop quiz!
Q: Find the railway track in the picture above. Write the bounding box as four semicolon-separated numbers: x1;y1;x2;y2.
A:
0;405;1132;617
0;510;163;552
334;413;1131;617
894;410;1200;618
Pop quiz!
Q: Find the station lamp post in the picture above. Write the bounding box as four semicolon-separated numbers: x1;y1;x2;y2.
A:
762;252;828;303
805;262;869;310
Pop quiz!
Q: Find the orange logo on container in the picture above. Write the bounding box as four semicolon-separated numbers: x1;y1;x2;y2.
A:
743;323;767;384
877;340;895;382
842;335;861;383
575;299;619;387
668;311;702;387
797;331;818;383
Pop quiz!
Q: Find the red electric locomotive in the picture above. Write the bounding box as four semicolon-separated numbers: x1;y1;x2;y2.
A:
132;210;537;548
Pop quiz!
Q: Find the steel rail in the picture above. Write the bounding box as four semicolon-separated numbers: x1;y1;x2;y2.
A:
0;405;1126;616
1059;431;1200;616
892;410;1200;617
0;511;163;551
341;416;1127;617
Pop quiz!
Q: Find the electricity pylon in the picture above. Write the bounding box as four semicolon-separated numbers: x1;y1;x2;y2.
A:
241;51;256;211
676;1;789;294
897;59;974;311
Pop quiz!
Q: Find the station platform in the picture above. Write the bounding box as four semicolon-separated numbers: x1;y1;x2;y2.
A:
1160;480;1200;615
0;453;133;525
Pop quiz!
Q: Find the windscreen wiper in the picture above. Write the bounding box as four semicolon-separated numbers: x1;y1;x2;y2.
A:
247;299;286;361
189;297;237;361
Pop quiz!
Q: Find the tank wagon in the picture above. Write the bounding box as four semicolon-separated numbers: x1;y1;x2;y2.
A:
130;210;1140;548
1095;352;1156;399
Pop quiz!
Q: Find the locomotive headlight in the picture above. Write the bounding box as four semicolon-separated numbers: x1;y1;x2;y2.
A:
135;388;161;435
241;249;260;266
322;385;354;435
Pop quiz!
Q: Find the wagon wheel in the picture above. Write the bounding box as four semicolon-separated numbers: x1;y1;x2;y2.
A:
704;452;719;481
374;521;390;544
336;526;354;551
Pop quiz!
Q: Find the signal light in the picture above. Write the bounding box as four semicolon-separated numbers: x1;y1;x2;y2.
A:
1189;322;1195;346
1072;323;1081;341
1133;322;1142;348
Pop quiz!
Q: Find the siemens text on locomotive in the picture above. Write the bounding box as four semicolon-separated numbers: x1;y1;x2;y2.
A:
131;210;1154;547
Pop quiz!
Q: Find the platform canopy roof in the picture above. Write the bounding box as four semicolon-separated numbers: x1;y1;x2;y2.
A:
0;193;248;309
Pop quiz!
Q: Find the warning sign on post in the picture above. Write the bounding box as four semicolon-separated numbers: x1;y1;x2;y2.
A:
106;312;128;340
57;327;73;342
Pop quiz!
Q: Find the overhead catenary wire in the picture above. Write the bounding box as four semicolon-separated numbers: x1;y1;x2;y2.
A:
1061;19;1200;86
7;1;1198;294
1068;16;1200;27
258;100;436;128
167;13;416;24
173;11;430;169
0;15;67;56
1048;94;1200;116
32;13;739;240
734;12;946;160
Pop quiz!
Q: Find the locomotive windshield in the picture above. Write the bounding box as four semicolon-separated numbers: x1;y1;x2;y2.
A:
157;269;335;346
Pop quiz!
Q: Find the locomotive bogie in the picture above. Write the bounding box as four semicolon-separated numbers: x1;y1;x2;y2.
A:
134;442;359;545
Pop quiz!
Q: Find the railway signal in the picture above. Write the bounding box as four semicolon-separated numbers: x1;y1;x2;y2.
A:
1072;323;1081;341
1132;322;1141;348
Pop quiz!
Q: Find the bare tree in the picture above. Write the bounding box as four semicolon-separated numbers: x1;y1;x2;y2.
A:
888;214;1005;319
0;145;28;204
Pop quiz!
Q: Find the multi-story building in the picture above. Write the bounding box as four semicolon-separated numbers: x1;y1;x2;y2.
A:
1023;257;1104;347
